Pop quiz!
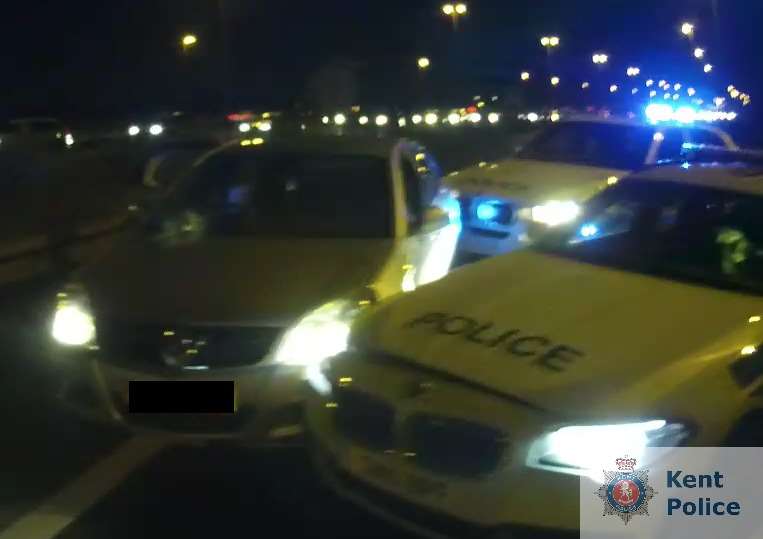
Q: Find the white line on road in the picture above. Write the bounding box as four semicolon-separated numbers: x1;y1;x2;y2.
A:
0;435;171;539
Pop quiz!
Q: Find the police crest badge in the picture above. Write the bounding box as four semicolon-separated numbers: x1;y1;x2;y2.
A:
596;456;656;525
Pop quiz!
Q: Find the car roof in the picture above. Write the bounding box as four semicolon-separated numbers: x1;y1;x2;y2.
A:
210;135;422;160
628;162;763;196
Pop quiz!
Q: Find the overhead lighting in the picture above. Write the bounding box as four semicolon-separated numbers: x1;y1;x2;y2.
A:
694;47;705;59
127;125;140;136
550;76;560;86
375;114;389;126
520;71;530;81
424;112;438;125
704;63;713;73
333;113;346;125
358;115;369;125
581;81;590;89
681;22;694;36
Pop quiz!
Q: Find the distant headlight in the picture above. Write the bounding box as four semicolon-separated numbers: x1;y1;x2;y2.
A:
127;125;141;136
64;133;75;147
148;123;164;136
526;420;690;478
522;200;581;226
52;302;95;347
271;299;362;368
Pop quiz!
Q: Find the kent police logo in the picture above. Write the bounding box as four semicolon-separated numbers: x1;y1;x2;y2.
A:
596;457;656;525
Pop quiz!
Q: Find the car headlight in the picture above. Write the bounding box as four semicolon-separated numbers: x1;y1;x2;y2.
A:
521;200;581;226
271;299;362;367
51;288;96;346
526;420;690;478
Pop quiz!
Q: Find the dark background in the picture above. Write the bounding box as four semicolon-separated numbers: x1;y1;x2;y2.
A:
1;0;760;120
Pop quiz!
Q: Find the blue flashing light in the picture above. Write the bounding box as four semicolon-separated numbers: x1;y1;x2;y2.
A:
476;200;501;222
674;106;696;124
645;103;673;124
580;223;599;238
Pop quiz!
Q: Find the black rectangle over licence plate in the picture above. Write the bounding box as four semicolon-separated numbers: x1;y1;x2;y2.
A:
129;381;235;413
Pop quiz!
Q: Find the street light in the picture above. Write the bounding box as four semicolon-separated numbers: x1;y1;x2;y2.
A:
550;76;560;86
334;113;347;126
609;84;618;93
375;114;389;126
442;3;466;27
581;81;590;89
704;63;713;73
694;47;705;59
592;53;608;64
417;57;430;69
626;66;640;76
681;22;694;36
646;79;654;87
520;71;530;81
541;36;560;49
181;34;198;49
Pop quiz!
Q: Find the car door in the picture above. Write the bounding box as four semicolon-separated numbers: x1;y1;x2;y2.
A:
398;147;460;289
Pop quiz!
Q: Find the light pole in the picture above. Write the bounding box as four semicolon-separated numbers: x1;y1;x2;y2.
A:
442;3;467;29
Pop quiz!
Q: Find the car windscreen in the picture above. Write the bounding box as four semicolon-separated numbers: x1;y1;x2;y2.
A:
517;122;655;170
534;178;763;296
157;150;392;239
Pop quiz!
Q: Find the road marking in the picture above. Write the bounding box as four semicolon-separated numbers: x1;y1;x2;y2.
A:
0;435;170;539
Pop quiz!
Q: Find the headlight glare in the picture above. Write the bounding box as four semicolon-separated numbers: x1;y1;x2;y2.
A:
52;303;96;346
272;300;357;367
527;200;581;226
526;420;689;478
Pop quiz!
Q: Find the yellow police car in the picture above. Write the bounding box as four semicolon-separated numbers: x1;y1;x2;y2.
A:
450;116;736;258
51;135;460;442
306;161;763;537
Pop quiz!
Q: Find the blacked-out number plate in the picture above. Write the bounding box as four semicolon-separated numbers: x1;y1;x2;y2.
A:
129;381;235;413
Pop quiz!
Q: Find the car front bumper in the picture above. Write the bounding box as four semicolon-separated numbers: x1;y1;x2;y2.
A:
304;387;581;538
57;354;307;444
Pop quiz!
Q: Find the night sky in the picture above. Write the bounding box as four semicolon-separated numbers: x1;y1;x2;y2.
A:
2;0;762;120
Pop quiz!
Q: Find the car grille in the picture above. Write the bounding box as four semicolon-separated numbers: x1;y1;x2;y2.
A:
96;318;281;369
335;388;396;450
331;388;508;478
405;414;508;477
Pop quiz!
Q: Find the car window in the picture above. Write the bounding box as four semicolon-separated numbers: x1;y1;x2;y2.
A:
159;150;393;239
656;129;685;162
516;122;655;169
536;179;763;295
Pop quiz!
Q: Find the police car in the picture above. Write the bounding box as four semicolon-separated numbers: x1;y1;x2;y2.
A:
51;135;460;441
451;115;736;257
306;161;763;537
